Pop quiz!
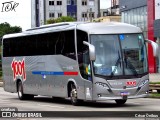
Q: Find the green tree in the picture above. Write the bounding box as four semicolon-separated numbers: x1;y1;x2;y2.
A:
0;22;22;38
46;18;57;24
46;16;76;24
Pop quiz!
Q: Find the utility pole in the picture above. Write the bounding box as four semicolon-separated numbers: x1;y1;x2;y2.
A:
111;0;113;15
89;8;92;22
97;0;101;17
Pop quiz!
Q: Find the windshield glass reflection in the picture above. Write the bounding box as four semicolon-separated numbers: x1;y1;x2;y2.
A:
91;34;148;77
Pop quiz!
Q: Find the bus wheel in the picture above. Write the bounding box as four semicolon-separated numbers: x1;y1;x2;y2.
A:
17;81;28;100
70;84;79;106
27;94;34;100
115;99;127;105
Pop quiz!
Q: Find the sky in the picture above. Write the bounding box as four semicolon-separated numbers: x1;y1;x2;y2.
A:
0;0;111;31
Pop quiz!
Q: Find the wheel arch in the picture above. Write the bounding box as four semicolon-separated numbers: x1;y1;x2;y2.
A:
16;79;23;92
67;79;77;97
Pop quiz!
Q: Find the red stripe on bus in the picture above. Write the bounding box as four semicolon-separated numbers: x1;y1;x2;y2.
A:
64;72;78;76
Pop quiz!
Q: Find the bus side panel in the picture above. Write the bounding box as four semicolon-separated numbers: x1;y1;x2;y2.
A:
2;55;86;100
2;56;43;95
22;55;85;100
44;55;86;99
2;57;16;92
23;56;43;95
40;55;63;96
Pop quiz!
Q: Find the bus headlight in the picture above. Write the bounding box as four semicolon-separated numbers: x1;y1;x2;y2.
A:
138;79;149;88
95;82;109;89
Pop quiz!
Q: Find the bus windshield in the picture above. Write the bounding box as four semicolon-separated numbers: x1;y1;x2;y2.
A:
90;34;148;78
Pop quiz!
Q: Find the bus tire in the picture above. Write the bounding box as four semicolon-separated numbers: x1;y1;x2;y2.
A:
70;84;80;106
27;94;34;100
52;97;63;101
17;81;31;100
115;99;127;105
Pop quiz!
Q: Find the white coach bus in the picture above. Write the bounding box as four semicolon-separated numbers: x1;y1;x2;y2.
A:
1;22;158;105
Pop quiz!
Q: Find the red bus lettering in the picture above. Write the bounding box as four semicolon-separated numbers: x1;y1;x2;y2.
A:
11;58;26;81
126;81;136;86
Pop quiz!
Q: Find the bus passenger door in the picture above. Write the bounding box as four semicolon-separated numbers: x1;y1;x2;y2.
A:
77;30;93;100
78;48;93;101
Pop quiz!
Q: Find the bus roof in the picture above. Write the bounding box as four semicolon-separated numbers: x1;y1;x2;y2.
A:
3;22;142;39
77;22;142;34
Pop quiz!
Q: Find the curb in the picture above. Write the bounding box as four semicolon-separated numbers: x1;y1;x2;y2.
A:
148;96;160;99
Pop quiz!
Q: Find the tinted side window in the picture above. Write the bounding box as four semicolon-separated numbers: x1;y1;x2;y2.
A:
63;30;76;60
3;38;11;57
3;36;37;57
25;35;37;56
3;30;76;58
77;30;90;80
37;33;55;55
55;30;76;60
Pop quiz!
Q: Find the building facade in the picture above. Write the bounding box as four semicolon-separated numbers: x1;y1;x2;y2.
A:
111;0;120;15
100;0;120;17
31;0;99;28
31;0;46;27
120;0;160;73
120;0;148;38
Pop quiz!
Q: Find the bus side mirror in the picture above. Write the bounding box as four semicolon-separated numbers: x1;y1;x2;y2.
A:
83;41;96;61
145;39;159;57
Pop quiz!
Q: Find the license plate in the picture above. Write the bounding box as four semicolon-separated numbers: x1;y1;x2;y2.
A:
120;92;130;96
120;92;129;99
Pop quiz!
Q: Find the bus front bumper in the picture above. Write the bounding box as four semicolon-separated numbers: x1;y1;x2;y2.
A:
94;93;148;101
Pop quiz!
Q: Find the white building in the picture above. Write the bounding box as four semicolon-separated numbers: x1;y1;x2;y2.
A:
77;0;99;21
31;0;99;28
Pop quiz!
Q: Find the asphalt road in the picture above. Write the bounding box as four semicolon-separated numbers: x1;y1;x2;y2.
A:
0;87;160;120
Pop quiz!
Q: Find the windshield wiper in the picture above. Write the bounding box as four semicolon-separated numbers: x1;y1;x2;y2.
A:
110;58;121;78
110;51;121;78
125;59;138;77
